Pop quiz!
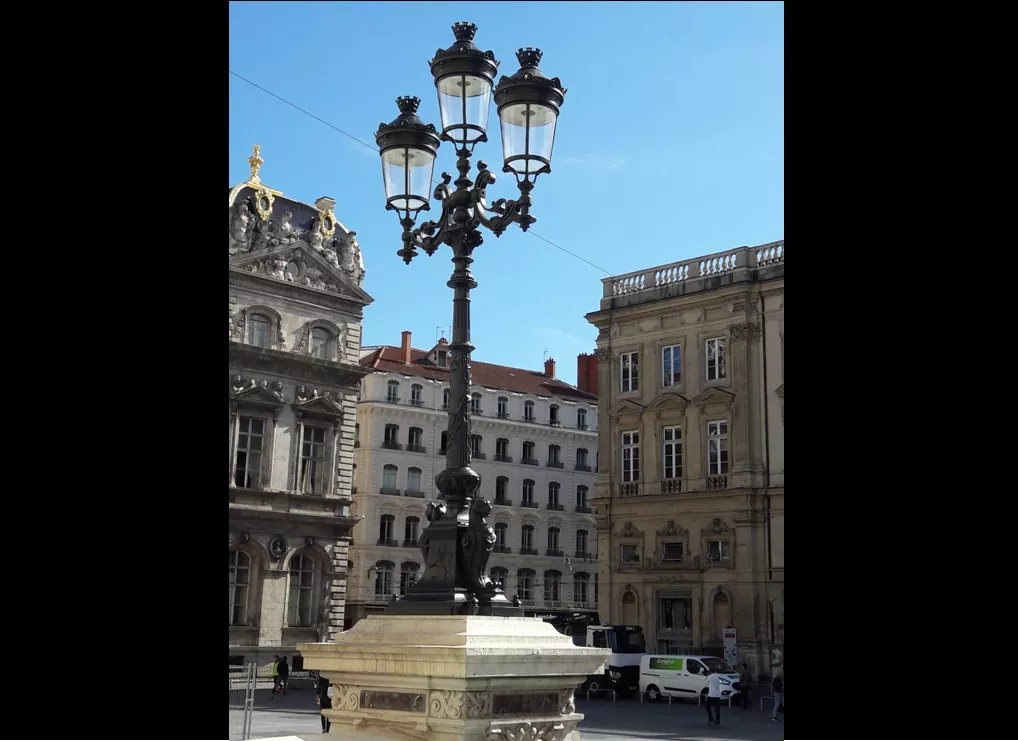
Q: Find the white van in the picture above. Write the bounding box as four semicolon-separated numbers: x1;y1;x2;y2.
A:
638;655;742;703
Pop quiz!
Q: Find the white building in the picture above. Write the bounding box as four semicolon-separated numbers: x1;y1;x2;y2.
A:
345;330;600;625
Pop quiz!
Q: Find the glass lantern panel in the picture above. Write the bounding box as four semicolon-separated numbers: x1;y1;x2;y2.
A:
437;74;491;144
381;146;436;212
499;102;558;178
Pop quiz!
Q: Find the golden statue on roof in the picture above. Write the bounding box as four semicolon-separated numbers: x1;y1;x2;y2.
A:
248;144;264;184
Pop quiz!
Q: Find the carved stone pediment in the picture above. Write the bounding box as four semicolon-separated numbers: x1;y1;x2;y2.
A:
656;520;688;538
617;521;643;538
647;393;690;412
608;399;645;417
230;376;285;420
701;517;731;537
692;386;735;409
230;243;371;303
292;391;343;423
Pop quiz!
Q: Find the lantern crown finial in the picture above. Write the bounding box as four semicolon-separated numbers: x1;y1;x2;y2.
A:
516;47;543;69
452;21;477;42
396;95;421;115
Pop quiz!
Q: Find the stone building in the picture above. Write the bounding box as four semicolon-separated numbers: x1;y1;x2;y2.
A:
345;331;600;626
584;240;784;677
228;146;373;667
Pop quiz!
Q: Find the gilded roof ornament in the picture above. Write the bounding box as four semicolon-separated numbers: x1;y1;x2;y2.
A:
248;144;264;184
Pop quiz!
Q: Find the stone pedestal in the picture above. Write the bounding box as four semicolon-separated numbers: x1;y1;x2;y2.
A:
297;615;610;741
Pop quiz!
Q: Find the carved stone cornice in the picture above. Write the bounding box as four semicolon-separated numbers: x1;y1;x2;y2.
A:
230;375;286;421
230;269;369;314
729;323;762;342
230;341;369;389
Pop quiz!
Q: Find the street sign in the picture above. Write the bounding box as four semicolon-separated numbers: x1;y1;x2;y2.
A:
723;627;738;667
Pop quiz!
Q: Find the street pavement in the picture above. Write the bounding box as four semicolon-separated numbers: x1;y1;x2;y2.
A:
229;688;785;741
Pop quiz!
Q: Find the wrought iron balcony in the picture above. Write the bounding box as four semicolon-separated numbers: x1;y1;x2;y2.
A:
521;458;539;466
546;460;564;469
520;501;538;509
404;489;425;498
574;464;591;472
382;440;403;450
402;539;419;548
494;454;513;463
494;497;512;506
519;547;538;556
493;545;512;554
545;549;564;558
406;444;427;454
574;505;593;514
546;503;564;511
380;487;401;496
472;452;487;460
497;411;509;419
377;538;400;547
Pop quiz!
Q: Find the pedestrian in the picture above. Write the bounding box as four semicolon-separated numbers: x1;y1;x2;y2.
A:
316;674;333;733
771;673;784;721
278;655;290;695
740;662;752;709
704;667;723;726
271;655;281;697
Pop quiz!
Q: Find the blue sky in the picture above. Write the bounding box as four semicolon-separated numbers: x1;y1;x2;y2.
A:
229;1;783;387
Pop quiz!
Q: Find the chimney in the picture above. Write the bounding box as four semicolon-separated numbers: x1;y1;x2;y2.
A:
544;357;556;379
400;331;412;365
576;352;599;396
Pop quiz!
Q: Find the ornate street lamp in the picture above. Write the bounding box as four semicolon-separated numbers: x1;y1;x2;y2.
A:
374;21;566;616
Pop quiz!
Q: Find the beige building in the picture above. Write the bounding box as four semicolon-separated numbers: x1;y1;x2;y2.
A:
227;147;373;667
584;240;784;677
345;331;600;626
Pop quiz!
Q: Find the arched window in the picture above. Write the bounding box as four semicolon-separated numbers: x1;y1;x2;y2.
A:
522;441;536;463
379;513;395;544
287;552;316;627
576;448;589;468
495;438;510;460
410;384;424;407
548;444;561;466
576;485;589;510
497;396;509;418
517;568;535;601
248;313;271;347
404;516;420;545
576;529;589;556
574;572;591;605
400;562;420;594
382;465;398;493
374;561;394;597
547;527;560;552
383;424;400;448
471;393;482;415
577;408;587;429
310;327;331;359
440;431;448;454
406;467;422;494
386;380;400;403
495;475;509;503
543;569;562;603
407;427;423;451
442;388;450;410
494;522;509;549
549;404;560;425
522;479;535;506
548;482;561;508
521;524;535;551
490;566;508;591
471;434;483;458
524;400;535;422
229;550;251;626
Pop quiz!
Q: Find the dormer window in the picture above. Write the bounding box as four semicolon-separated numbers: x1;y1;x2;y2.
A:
436;349;448;367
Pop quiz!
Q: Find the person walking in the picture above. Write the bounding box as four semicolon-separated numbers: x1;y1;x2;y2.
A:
771;673;784;721
704;667;723;726
740;662;752;709
270;655;281;698
278;655;290;695
316;674;333;733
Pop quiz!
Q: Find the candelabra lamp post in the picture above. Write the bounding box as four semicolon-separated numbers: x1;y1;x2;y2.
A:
375;21;566;616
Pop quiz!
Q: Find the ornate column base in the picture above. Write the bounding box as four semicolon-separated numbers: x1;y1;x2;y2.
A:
298;615;609;741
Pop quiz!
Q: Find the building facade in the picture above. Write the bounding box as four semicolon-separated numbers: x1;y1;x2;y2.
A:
228;147;373;667
346;331;600;626
585;240;784;678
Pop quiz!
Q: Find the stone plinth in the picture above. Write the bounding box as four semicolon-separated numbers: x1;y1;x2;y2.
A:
297;615;610;741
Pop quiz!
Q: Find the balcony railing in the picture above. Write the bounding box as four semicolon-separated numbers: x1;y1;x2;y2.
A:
520;547;538;556
380;487;401;496
494;454;513;463
494;497;512;506
382;441;403;451
545;549;564;558
706;475;729;491
410;399;424;407
546;461;564;469
577;423;588;430
406;444;427;454
386;396;400;404
574;550;596;560
524;416;536;423
574;505;593;514
494;545;512;554
546;503;564;511
521;457;539;466
549;420;562;428
520;501;538;509
471;407;483;416
402;539;419;548
574;464;591;472
404;489;425;498
497;411;509;419
620;482;640;497
661;478;682;495
472;452;487;460
377;538;400;547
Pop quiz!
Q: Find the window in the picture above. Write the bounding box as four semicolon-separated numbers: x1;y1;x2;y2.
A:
547;527;560;551
406;467;422;494
549;404;560;425
229;550;251;625
379;514;395;543
662;542;684;562
620;351;639;393
521;524;534;550
497;397;508;418
576;448;589;469
374;561;394;597
384;424;400;448
543;570;561;602
440;431;448;454
494;522;508;548
663;426;682;479
234;416;264;489
707;539;731;563
517;569;534;600
661;344;681;387
287;553;316;627
299;425;328;494
495;476;508;501
707;421;729;474
471;393;482;415
387;380;400;403
248;314;270;347
382;464;398;491
576;485;589;510
400;562;419;594
495;438;509;460
471;434;483;457
522;441;536;463
310;327;331;359
442;388;450;410
577;408;587;429
407;427;423;450
658;596;693;630
524;400;535;422
437;349;448;367
574;572;590;604
576;529;588;555
547;444;561;465
706;337;727;381
410;384;423;406
620;543;641;564
621;431;640;483
522;479;535;505
404;516;420;544
548;482;560;508
355;423;360;447
490;566;508;591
